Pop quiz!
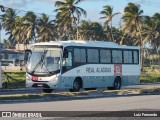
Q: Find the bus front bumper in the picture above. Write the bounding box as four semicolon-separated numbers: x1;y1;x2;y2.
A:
26;80;59;89
26;75;59;89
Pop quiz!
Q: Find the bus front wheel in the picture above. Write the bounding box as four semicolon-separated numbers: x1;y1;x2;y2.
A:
69;79;81;92
43;89;53;93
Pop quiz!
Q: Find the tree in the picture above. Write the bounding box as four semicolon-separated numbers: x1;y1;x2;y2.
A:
89;22;105;41
0;8;17;48
36;13;56;42
3;39;12;49
100;5;120;42
24;11;37;43
151;13;160;54
12;16;28;47
55;0;87;40
143;16;159;48
79;20;91;40
122;3;145;70
79;20;105;41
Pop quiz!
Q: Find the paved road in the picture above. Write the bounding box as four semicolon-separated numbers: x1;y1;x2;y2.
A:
1;95;160;111
0;83;160;95
1;95;160;119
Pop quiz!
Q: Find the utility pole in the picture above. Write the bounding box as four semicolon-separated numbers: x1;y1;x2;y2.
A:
0;5;5;88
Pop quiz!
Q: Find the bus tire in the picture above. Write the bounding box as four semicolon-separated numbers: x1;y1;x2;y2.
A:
85;88;96;91
43;89;53;93
113;77;121;90
107;77;121;90
69;79;81;92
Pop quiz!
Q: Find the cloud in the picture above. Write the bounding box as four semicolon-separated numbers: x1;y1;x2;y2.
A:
0;0;60;9
1;0;104;9
37;0;57;3
1;0;33;8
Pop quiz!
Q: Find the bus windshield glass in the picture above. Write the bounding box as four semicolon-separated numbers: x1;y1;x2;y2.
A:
26;46;62;74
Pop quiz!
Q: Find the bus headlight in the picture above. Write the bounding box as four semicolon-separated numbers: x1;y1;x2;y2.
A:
26;75;31;81
50;77;58;81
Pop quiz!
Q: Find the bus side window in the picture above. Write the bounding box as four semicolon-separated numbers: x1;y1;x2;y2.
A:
63;52;72;67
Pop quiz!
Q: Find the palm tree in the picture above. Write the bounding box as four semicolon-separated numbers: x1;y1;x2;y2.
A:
151;13;160;54
3;39;12;49
140;16;159;66
55;0;87;40
89;22;105;41
143;16;159;46
0;8;17;48
100;5;120;42
79;20;91;40
122;3;145;70
55;11;74;40
36;13;56;42
24;11;37;43
12;16;28;45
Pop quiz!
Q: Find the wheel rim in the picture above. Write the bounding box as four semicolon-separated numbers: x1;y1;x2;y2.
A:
73;81;79;90
114;80;120;89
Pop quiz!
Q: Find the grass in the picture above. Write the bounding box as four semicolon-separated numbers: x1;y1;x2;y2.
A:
0;88;160;101
140;67;160;83
2;72;26;88
138;88;160;94
0;92;75;101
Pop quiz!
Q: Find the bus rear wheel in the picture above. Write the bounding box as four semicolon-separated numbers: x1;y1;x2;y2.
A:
107;77;121;90
69;79;81;92
43;89;53;93
113;77;121;90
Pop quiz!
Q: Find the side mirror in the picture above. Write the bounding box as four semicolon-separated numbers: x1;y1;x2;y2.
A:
24;49;32;64
63;49;68;58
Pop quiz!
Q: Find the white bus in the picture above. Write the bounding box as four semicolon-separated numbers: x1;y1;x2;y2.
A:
24;41;140;93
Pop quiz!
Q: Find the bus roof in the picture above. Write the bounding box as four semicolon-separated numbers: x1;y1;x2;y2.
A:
32;40;139;49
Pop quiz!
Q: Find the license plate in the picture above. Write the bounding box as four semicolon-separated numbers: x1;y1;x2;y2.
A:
37;84;43;87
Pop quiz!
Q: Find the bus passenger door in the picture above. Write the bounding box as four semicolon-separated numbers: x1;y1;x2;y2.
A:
61;49;73;88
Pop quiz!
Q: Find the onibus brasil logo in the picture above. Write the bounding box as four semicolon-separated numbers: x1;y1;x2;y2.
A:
2;112;42;118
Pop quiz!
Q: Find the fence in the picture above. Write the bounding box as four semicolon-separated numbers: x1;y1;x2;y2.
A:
2;72;26;89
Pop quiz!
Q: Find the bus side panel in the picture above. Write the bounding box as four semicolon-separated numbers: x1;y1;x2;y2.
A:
82;76;93;88
122;65;140;86
61;64;115;89
60;76;75;88
104;76;115;87
122;75;140;86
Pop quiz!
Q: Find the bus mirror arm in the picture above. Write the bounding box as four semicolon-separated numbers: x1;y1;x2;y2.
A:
24;49;32;64
63;49;68;58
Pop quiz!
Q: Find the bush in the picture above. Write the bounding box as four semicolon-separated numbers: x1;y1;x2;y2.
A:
2;72;26;88
140;71;160;83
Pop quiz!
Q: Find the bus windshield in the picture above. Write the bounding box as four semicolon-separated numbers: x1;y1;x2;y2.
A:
26;46;62;75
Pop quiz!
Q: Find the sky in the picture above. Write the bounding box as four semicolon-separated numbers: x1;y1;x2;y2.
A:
0;0;160;41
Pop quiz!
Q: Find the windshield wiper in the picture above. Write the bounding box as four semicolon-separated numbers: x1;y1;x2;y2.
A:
31;49;48;74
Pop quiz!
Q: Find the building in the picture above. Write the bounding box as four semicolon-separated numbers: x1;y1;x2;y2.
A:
15;44;31;51
0;43;31;66
1;49;24;66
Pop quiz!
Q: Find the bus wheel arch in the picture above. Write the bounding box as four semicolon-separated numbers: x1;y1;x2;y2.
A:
69;77;83;92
